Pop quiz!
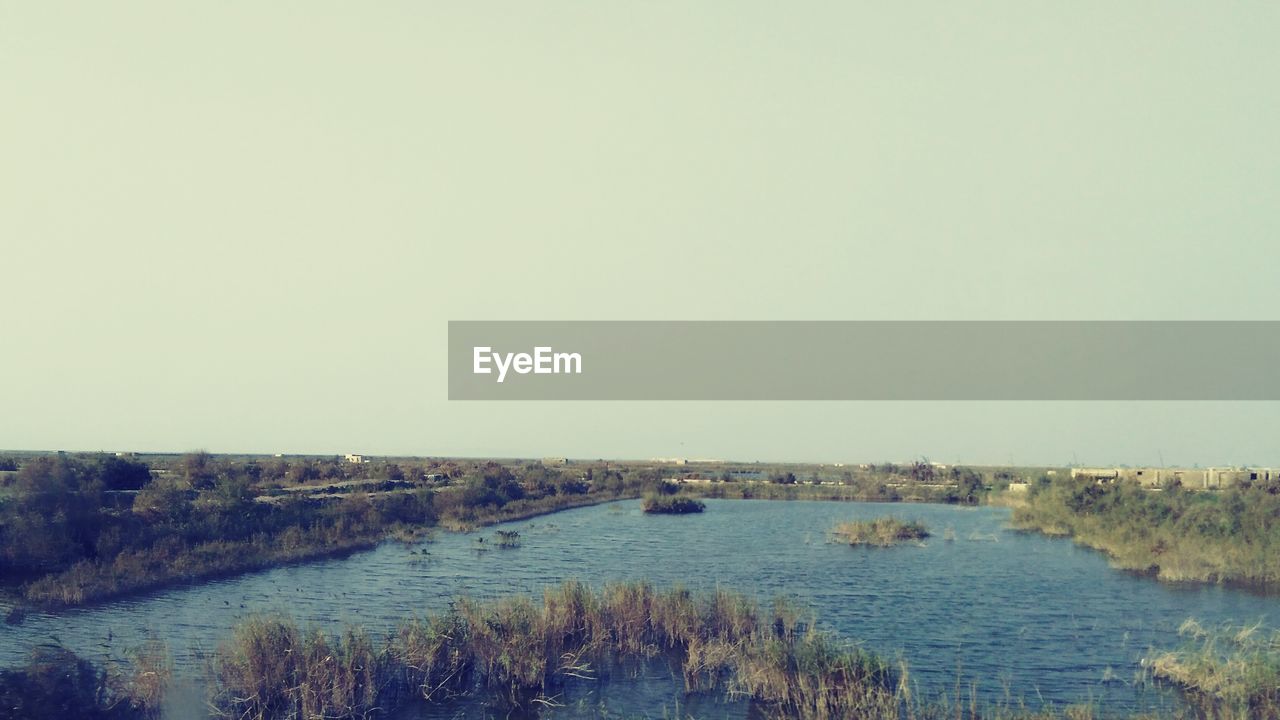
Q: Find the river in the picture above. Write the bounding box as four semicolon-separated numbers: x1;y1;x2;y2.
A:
3;499;1274;717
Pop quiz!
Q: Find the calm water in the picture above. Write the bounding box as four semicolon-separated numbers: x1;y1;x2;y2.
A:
3;499;1276;717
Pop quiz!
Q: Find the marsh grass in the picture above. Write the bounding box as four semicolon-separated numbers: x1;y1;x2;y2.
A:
640;494;706;515
11;597;1254;720
493;530;522;548
832;517;929;547
21;530;384;608
210;581;894;719
1011;480;1280;585
1146;619;1280;719
389;526;435;545
212;616;389;720
0;646;161;719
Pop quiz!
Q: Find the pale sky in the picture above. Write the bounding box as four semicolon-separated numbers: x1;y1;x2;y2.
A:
3;2;1279;466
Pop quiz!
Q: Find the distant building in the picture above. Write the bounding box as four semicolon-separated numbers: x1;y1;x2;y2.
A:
344;454;366;464
542;457;569;466
1070;468;1119;482
1070;466;1280;490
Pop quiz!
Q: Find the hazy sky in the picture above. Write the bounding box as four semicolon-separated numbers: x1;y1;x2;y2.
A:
3;2;1279;465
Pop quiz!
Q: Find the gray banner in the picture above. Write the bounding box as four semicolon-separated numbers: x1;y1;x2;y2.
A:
448;321;1280;400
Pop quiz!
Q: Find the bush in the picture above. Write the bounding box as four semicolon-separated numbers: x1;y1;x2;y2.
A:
642;494;706;514
0;648;151;719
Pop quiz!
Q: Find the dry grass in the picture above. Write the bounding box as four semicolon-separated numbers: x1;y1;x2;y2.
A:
211;581;895;719
1146;619;1280;719
832;517;930;546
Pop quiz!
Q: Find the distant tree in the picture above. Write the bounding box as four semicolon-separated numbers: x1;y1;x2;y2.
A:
133;478;192;524
242;461;263;482
5;457;103;569
947;468;985;504
180;451;217;490
909;462;936;483
195;475;254;515
285;461;320;485
14;456;101;517
95;455;152;491
556;476;590;495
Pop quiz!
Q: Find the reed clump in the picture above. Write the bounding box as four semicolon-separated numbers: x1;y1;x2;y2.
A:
493;529;521;548
211;581;896;719
212;616;389;720
0;646;159;719
832;517;929;546
1146;619;1280;720
641;494;706;514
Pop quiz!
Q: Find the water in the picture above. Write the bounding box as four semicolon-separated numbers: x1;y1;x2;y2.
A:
3;499;1276;717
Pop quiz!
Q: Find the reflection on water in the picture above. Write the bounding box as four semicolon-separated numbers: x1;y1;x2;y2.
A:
3;499;1276;716
388;655;750;720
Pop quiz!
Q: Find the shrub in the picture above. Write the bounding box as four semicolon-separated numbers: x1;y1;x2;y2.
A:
642;494;706;514
831;517;929;546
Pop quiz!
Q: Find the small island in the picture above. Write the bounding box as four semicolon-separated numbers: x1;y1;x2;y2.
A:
642;494;707;514
832;517;929;546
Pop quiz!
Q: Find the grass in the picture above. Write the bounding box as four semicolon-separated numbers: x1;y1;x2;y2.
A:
831;517;930;546
0;452;1000;611
20;528;384;608
1011;480;1280;585
210;581;896;719
641;494;706;514
0;646;163;719
1146;619;1280;720
7;585;1270;720
9;480;637;611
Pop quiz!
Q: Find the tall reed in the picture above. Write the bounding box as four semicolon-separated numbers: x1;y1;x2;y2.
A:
1147;619;1280;719
210;581;896;719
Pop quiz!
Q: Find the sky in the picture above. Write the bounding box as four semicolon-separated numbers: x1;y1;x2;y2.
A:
2;2;1279;466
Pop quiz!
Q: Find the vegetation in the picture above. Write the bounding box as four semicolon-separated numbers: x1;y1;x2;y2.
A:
1011;479;1280;584
0;645;164;719
684;465;987;505
0;451;1034;609
641;493;706;514
831;517;930;546
0;454;653;609
1147;619;1280;720
8;582;1257;720
493;529;522;548
210;581;895;719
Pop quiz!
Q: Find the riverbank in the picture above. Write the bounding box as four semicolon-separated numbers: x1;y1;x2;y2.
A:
9;489;637;612
4;478;952;613
1009;480;1280;586
1;452;1003;613
682;479;985;504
